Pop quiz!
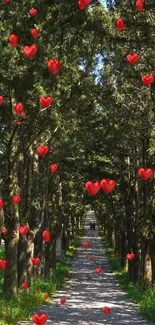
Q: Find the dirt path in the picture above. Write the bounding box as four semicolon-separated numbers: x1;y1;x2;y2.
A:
17;211;153;325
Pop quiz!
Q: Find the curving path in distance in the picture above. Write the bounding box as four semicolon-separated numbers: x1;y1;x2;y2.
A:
17;210;153;325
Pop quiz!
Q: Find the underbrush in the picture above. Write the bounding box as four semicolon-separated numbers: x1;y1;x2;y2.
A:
99;228;155;323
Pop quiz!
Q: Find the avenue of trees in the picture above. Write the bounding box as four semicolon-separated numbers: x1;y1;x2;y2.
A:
0;0;155;299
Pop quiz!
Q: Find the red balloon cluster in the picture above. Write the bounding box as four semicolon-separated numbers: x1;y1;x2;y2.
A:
85;179;116;196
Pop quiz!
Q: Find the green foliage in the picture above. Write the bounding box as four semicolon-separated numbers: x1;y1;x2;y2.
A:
0;237;80;325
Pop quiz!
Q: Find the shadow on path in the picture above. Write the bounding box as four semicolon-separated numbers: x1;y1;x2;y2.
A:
17;211;153;325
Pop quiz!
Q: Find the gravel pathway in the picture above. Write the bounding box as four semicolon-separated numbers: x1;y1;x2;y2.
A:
17;211;153;325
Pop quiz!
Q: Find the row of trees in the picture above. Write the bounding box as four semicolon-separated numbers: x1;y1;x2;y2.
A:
0;0;111;297
94;0;155;286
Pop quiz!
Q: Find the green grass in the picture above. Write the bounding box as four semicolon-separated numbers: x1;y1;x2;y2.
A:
0;233;82;325
99;228;155;323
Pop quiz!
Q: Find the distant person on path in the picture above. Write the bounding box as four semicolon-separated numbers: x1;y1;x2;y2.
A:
89;222;95;230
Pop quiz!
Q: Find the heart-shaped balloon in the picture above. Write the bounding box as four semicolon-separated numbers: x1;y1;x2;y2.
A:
90;255;95;260
0;96;4;105
136;0;144;11
0;259;8;270
17;121;22;126
12;195;20;204
32;314;48;325
85;181;101;196
103;306;111;315
96;267;102;274
138;168;153;180
23;45;38;58
31;29;39;38
42;230;52;242
19;225;29;236
84;241;90;248
9;34;19;47
2;228;8;235
14;103;24;115
100;179;116;193
0;198;4;209
60;297;66;305
116;18;125;31
29;9;38;16
43;293;49;299
78;0;86;9
126;54;139;64
31;258;41;265
48;59;61;75
37;146;49;156
127;253;135;260
141;75;154;86
50;164;58;173
21;282;29;290
40;97;53;108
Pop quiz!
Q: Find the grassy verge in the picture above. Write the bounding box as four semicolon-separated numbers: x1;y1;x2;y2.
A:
99;227;155;323
0;232;83;325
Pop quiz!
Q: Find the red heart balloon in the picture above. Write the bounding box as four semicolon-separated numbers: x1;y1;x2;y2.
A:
78;0;92;8
116;18;125;31
32;314;48;325
100;179;116;193
0;198;4;209
40;96;53;108
3;0;9;3
60;297;66;305
90;255;95;260
21;282;29;290
78;0;86;9
136;0;144;11
141;75;154;86
17;121;22;125
138;168;153;180
12;195;20;204
19;225;29;236
14;103;24;116
31;29;39;38
31;258;41;265
126;54;139;64
96;267;102;274
37;146;49;156
127;253;135;260
23;45;37;58
0;259;8;270
84;241;90;248
50;164;58;173
42;230;52;242
2;228;8;235
0;96;4;104
103;306;111;315
85;181;101;196
9;34;19;47
29;9;38;16
48;59;61;75
43;293;49;299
